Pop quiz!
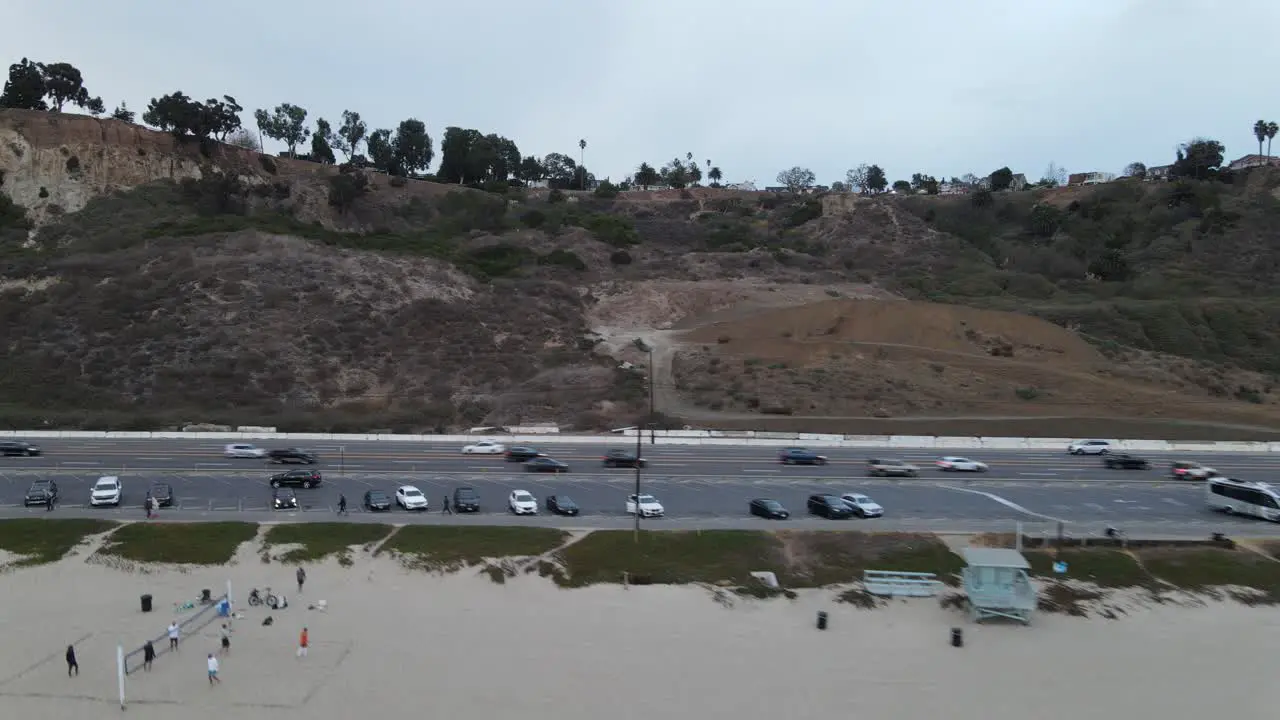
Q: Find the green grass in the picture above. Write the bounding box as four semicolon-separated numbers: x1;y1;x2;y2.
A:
1025;548;1149;588
1136;547;1280;601
97;522;258;565
262;523;395;562
557;530;780;588
379;526;569;571
0;519;119;566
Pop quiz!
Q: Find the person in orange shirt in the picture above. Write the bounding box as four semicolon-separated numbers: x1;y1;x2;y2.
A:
296;627;308;658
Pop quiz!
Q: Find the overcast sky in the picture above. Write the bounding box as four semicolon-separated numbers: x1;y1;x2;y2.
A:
8;0;1278;186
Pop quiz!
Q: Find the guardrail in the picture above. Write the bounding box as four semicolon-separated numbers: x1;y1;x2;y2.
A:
2;429;1280;453
863;570;944;597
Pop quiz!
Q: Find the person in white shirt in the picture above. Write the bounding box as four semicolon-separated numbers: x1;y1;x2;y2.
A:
167;622;179;650
207;653;220;685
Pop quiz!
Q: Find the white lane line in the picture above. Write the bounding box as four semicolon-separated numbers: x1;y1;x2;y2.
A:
936;484;1066;522
743;469;780;473
1018;472;1061;477
1162;498;1186;506
134;456;175;461
656;463;688;468
61;461;101;466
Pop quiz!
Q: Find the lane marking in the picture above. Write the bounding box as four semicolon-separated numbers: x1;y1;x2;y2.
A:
936;484;1066;522
1019;472;1061;476
1162;498;1186;506
743;469;780;473
61;462;100;466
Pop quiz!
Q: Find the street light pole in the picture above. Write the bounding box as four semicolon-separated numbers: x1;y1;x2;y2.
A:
649;349;656;445
633;423;642;539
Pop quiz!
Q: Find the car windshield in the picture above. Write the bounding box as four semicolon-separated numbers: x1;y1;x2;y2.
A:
515;493;533;502
30;482;49;489
847;495;869;503
637;495;657;503
153;486;170;494
403;489;421;497
557;497;576;506
763;501;782;509
96;482;117;490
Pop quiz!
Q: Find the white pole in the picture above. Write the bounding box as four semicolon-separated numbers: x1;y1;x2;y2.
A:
1015;522;1023;552
117;645;125;710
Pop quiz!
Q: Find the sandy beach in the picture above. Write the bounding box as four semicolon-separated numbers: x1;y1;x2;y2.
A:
0;537;1274;720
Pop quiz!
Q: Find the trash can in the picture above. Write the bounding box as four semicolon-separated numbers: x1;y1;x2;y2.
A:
141;594;153;613
950;627;963;647
816;611;828;630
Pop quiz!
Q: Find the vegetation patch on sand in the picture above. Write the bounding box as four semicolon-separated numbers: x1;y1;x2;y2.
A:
379;526;569;572
261;523;395;564
555;530;964;590
97;522;259;565
0;519;119;567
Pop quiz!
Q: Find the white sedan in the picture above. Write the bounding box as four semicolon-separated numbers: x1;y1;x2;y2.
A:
840;493;884;518
508;490;538;515
395;485;429;511
626;494;664;518
935;456;989;472
462;440;506;454
90;476;123;507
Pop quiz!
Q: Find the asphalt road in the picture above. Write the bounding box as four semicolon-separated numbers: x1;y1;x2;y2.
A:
1;438;1278;537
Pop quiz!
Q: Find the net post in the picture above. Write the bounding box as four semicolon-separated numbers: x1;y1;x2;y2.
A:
117;644;125;710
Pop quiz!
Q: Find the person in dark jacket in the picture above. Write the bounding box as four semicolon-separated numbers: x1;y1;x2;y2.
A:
66;645;78;676
143;640;156;671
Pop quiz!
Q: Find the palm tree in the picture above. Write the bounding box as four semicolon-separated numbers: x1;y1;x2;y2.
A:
708;167;723;185
1254;120;1269;158
1267;121;1278;158
578;139;587;189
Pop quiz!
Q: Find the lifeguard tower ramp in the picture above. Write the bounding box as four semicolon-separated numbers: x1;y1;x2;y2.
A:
961;547;1036;625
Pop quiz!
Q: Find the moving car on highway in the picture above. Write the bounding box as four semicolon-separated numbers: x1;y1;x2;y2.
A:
462;440;505;454
509;490;538;515
505;447;543;462
807;494;853;519
272;488;298;510
269;448;317;464
269;469;322;489
90;476;123;507
779;448;828;465
627;493;664;518
224;443;266;459
364;489;392;512
840;493;883;518
749;498;790;519
1171;461;1217;480
395;485;428;511
1206;476;1280;521
1;440;42;456
24;479;57;506
1104;454;1150;470
1068;440;1112;455
867;459;919;477
603;449;647;468
935;456;988;472
546;495;579;516
526;457;570;473
452;487;481;513
149;482;174;508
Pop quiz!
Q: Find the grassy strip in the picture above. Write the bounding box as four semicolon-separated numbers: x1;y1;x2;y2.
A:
1025;549;1149;588
1136;547;1280;602
262;523;395;562
97;522;258;565
380;526;568;571
0;519;119;566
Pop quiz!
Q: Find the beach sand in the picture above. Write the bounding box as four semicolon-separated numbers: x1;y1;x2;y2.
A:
0;541;1274;720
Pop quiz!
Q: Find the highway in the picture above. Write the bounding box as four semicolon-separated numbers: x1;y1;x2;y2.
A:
2;438;1279;536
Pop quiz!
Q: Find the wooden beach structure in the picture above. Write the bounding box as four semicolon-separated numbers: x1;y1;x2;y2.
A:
961;547;1036;624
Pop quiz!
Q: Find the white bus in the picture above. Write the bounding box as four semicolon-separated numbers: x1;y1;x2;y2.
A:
1205;477;1280;522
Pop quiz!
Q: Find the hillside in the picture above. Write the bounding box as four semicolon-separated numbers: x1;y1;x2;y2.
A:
3;108;1280;439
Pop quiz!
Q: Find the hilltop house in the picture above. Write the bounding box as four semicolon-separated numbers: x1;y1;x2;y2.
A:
1228;154;1280;171
1146;164;1172;181
1067;171;1116;186
1009;173;1028;191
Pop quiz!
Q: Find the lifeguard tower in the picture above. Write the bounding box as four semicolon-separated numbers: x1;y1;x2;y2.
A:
961;547;1036;625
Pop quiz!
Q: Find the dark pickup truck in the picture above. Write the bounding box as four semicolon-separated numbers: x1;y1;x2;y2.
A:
268;448;317;464
1104;454;1150;470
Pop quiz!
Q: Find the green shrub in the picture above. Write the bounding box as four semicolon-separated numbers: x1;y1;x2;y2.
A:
593;181;619;199
520;209;547;228
782;198;823;227
582;213;639;247
609;249;632;265
548;189;566;204
538;249;587;271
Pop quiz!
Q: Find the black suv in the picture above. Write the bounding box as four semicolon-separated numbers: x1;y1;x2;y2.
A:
750;498;790;519
546;495;579;516
452;486;481;513
269;469;323;488
504;447;542;462
268;448;317;464
148;482;174;508
1;440;42;457
24;479;58;506
272;488;299;510
807;494;853;519
1104;454;1150;470
363;490;392;512
603;449;647;468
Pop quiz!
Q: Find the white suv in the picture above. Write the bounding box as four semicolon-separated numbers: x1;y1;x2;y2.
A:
224;443;266;459
90;476;123;506
1068;440;1112;455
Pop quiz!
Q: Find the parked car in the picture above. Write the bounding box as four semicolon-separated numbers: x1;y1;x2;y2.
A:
1068;440;1112;455
867;459;919;477
778;448;828;465
395;485;428;511
149;482;174;508
749;498;790;519
452;487;481;513
626;494;664;518
840;493;883;518
546;495;580;516
224;443;266;459
0;440;42;456
90;476;123;507
1104;454;1150;470
24;479;57;506
461;440;505;454
363;489;392;512
268;448;317;464
1171;461;1217;480
269;469;322;488
504;447;543;462
526;457;570;473
509;490;538;515
935;456;988;472
807;494;853;519
272;488;298;510
603;449;647;468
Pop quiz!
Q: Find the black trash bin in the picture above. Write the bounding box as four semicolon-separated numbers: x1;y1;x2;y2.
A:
141;594;153;613
816;611;828;630
950;627;963;647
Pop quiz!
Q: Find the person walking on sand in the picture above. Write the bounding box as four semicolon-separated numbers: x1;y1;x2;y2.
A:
443;495;452;515
66;644;78;677
167;621;179;650
296;566;306;593
207;653;220;685
296;627;309;658
220;624;231;655
143;640;155;671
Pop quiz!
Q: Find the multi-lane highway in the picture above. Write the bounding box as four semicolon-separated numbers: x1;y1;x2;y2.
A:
2;438;1280;536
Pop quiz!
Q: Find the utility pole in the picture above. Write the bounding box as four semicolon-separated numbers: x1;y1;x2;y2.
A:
633;423;642;540
649;348;656;445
